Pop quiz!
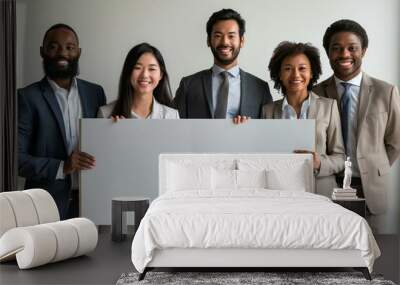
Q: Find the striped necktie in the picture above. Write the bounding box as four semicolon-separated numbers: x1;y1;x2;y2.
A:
340;82;352;151
214;71;229;118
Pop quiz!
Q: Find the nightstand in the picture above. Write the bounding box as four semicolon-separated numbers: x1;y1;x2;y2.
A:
332;198;366;218
111;197;150;242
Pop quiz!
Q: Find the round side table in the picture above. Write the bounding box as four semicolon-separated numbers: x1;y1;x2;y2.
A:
111;197;149;242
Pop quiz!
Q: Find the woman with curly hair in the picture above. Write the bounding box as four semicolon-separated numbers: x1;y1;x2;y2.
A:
263;41;345;196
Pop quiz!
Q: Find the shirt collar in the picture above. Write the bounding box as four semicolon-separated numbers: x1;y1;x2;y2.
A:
334;71;363;88
131;97;160;119
282;93;311;119
212;64;240;78
47;77;78;93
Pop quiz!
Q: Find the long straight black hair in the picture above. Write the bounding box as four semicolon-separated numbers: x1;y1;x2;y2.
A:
111;43;173;117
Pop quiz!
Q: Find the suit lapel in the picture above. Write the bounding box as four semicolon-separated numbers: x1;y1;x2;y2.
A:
273;99;283;118
357;73;373;139
239;69;248;115
77;79;89;117
202;70;214;118
306;93;319;150
151;98;163;118
40;78;68;150
326;76;340;101
307;92;318;119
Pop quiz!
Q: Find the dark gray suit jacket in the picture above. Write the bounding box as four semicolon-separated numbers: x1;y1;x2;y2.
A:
18;78;106;219
173;69;272;118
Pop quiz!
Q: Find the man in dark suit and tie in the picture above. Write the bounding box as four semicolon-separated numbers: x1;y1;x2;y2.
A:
173;9;272;118
18;24;106;219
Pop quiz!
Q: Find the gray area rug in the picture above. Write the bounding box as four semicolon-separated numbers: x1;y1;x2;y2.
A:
116;271;396;285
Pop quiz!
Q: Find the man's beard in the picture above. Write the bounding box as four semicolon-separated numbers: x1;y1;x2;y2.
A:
42;57;79;79
210;45;240;66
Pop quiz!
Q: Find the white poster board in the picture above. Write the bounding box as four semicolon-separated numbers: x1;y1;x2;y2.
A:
80;119;315;225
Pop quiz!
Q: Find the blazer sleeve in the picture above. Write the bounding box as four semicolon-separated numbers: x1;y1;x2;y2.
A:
262;82;273;105
261;103;274;119
173;78;187;118
95;85;106;115
97;106;106;118
99;86;106;107
18;90;61;182
385;85;400;165
318;100;346;177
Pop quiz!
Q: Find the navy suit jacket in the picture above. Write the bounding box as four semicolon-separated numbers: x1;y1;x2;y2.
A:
173;69;272;118
18;78;106;219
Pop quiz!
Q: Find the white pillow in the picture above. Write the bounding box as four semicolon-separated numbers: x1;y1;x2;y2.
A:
212;169;236;190
238;159;309;192
266;163;307;191
166;162;212;191
236;169;267;188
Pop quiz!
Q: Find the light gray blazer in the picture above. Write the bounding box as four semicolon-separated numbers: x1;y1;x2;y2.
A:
262;92;345;197
313;73;400;214
97;98;179;119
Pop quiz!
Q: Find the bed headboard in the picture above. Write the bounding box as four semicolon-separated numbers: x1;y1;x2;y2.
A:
159;153;314;195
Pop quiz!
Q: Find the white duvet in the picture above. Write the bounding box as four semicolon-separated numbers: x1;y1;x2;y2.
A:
131;189;380;273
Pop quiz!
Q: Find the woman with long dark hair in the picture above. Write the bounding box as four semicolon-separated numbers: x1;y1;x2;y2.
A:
98;43;178;119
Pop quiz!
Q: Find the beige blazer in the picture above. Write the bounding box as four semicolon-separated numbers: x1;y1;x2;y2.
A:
97;98;179;119
262;92;345;197
313;73;400;214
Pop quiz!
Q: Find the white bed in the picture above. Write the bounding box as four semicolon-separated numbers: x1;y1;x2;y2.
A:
131;153;380;280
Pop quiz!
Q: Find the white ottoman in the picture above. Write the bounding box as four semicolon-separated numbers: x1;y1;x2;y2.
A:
0;189;98;269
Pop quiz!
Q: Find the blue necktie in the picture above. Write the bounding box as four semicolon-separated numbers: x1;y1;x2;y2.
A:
340;82;352;151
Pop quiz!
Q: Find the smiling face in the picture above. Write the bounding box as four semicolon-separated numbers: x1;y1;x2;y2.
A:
328;31;366;81
41;27;81;79
208;19;244;69
279;53;312;96
130;52;163;97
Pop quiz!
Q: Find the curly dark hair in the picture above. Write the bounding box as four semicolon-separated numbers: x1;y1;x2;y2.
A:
268;41;322;94
323;19;368;54
206;8;245;38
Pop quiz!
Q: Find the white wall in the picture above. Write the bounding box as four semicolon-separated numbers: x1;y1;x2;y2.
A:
16;0;400;233
16;0;399;98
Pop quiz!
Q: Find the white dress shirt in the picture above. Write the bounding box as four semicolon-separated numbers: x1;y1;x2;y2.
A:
97;98;179;119
48;77;82;189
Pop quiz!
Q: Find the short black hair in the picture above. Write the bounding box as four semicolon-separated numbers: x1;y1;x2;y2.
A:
206;8;245;38
323;19;368;54
268;41;322;94
42;23;79;45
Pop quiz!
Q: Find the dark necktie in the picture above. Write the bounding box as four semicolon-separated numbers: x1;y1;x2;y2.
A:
214;71;229;118
340;82;352;151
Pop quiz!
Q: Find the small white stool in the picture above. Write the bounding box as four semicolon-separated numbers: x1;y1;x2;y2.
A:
111;197;149;242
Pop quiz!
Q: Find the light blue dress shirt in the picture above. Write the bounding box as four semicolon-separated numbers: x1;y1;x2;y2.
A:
281;94;311;119
334;72;362;177
211;64;241;118
48;77;82;189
